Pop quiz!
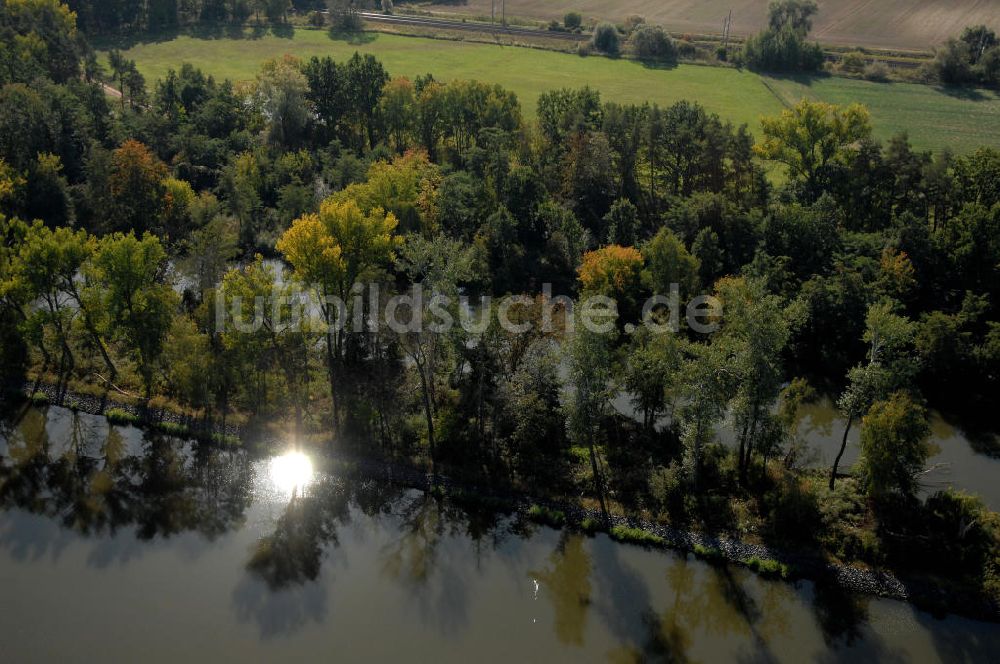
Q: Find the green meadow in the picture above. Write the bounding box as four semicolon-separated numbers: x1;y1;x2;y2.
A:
108;28;1000;153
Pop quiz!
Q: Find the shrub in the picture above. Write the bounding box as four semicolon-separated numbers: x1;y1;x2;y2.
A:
627;24;677;62
156;420;190;437
649;463;687;517
863;61;891;82
692;543;726;563
211;432;241;446
105;408;140;426
29;391;49;405
623;15;645;35
744;556;792;579
580;516;603;533
923;490;1000;588
563;11;582;30
309;11;325;27
592;22;621;55
610;525;665;546
767;474;821;542
528;504;567;528
840;51;866;74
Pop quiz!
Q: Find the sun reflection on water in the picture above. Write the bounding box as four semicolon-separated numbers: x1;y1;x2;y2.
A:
269;451;314;497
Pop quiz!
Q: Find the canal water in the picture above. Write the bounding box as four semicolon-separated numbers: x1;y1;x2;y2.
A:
1;405;997;662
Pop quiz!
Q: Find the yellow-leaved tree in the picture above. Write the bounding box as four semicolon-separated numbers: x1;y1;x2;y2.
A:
329;150;440;234
755;99;871;199
277;197;399;430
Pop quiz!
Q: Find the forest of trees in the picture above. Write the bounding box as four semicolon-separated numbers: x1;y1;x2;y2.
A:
2;0;1000;604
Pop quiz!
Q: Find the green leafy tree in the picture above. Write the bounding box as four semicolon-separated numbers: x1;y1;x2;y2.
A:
767;0;818;34
858;391;930;501
592;22;621;55
642;226;701;300
566;315;617;519
603;198;639;246
676;339;730;487
380;76;416;153
394;233;476;466
627;24;677;61
713;277;790;484
0;212;30;379
253;55;312;149
743;1;823;73
830;300;916;489
620;326;682;430
0;0;80;85
88;232;177;399
162;314;214;411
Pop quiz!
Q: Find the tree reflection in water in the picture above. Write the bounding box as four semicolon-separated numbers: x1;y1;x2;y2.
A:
606;557;795;662
0;405;253;552
3;405;999;659
529;531;593;646
245;477;349;589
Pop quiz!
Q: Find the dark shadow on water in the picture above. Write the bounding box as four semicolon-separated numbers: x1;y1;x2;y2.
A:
920;609;1000;663
232;573;329;639
589;534;657;647
327;29;378;45
930;401;1000;459
811;576;870;647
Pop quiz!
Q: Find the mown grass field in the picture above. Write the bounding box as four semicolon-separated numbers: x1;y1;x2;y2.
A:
763;74;1000;153
108;28;1000;153
427;0;1000;51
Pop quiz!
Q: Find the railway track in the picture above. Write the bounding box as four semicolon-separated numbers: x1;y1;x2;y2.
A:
358;11;927;70
358;11;587;42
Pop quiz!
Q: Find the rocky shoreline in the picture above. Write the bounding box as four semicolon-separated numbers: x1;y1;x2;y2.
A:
5;380;998;623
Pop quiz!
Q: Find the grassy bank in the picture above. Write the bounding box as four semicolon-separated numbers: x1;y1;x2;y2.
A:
104;28;1000;152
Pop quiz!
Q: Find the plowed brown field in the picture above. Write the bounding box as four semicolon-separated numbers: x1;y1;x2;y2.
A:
423;0;1000;51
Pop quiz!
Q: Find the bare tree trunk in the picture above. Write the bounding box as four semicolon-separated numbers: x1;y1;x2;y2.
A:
68;283;116;378
830;414;854;490
415;354;436;471
588;438;609;524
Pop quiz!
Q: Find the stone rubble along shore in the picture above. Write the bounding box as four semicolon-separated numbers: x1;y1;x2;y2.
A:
9;381;999;623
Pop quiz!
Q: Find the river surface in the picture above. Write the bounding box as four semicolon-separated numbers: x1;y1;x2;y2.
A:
1;405;998;662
